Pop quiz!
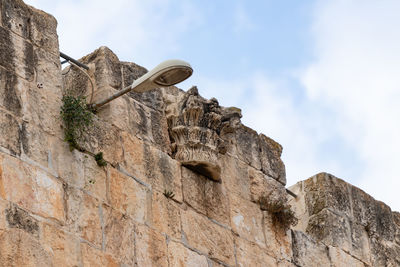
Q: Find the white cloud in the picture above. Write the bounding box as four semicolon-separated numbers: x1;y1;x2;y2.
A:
300;0;400;211
25;0;202;66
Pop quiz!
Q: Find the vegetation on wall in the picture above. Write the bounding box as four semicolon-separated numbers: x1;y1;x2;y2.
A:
60;95;93;151
259;195;298;230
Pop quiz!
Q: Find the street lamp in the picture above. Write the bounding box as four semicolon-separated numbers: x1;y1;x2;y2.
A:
90;59;193;110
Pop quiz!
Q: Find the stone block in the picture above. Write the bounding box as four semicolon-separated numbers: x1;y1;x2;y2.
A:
305;209;352;252
234;124;261;170
167;241;208;267
303;172;352;217
103;205;135;266
181;167;230;225
0;110;21;156
109;167;148;223
120;132;182;202
219;154;251;201
150;190;181;240
235;237;277;267
5;203;39;238
41;223;82;267
248;168;286;211
181;208;235;265
0;68;23;117
29;6;59;54
64;187;102;247
0;198;8;230
350;220;371;264
81;155;108;202
135;224;168;267
263;212;292;261
259;134;286;184
351;185;396;241
230;193;265;248
0;228;53;267
291;230;330;267
1;0;32;39
81;242;118;267
0;154;64;222
328;246;365;267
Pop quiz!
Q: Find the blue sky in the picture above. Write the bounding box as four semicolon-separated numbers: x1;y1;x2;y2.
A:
25;0;400;211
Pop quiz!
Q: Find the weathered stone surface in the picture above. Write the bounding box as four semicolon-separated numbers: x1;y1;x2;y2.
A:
305;209;352;252
181;208;235;265
0;111;21;156
5;203;39;237
1;0;32;39
81;242;118;267
41;223;82;267
249;168;286;212
230;193;265;248
135;224;168;267
259;134;286;184
0;68;23;117
351;185;396;241
234;124;261;170
181;166;230;225
109;167;148;223
167;241;209;267
120;132;182;202
303;172;352;217
263;212;292;261
235;236;277;267
0;228;53;267
0;198;8;230
219;154;251;200
291;230;330;267
328;246;365;267
103;205;136;266
64;187;102;247
0;154;64;222
150;190;181;240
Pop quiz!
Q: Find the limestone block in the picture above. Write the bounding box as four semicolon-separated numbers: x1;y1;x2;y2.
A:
0;198;8;230
0;111;21;156
103;205;135;266
328;246;365;267
0;154;64;222
0;228;53;267
370;240;400;267
248;168;286;211
181;167;230;225
109;167;148;224
167;241;208;267
393;211;400;245
351;185;396;241
219;154;251;201
135;224;168;267
181;208;235;265
1;0;32;39
263;212;292;261
0;68;24;117
303;172;352;217
79;116;123;165
0;26;14;73
230;193;265;248
350;220;371;264
234;124;261;170
81;242;118;267
41;223;82;267
150;190;181;240
5;203;39;238
64;187;102;247
29;5;59;54
120;132;182;202
259;134;286;184
81;155;108;202
305;209;352;252
235;236;277;267
291;230;330;267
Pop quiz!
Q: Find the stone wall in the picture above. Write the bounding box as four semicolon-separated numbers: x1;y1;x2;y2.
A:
0;1;399;266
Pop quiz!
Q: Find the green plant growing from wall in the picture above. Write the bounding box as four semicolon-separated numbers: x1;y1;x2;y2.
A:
60;95;93;151
94;152;107;167
163;190;175;199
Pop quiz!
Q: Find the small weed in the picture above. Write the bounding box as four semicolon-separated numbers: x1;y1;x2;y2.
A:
163;190;175;199
94;152;107;167
88;179;96;185
60;95;93;151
